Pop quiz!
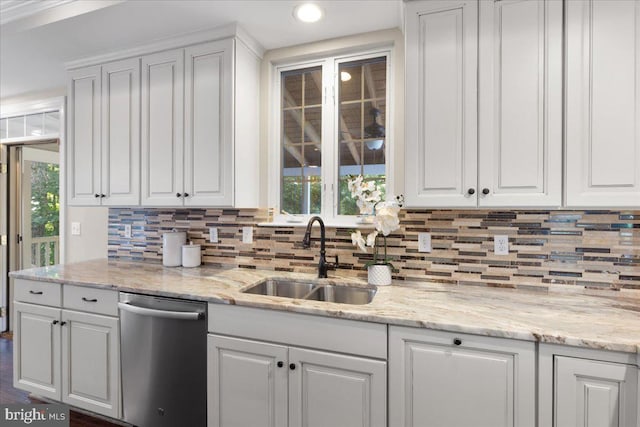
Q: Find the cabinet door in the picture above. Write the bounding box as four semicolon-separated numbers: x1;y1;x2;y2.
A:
13;302;61;400
289;347;387;427
566;0;640;207
184;39;234;206
405;0;478;207
207;335;288;427
389;326;535;427
141;49;184;206
61;310;120;418
101;58;140;206
555;356;638;427
67;65;101;206
478;0;562;207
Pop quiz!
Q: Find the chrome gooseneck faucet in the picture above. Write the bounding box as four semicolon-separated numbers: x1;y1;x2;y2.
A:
302;216;338;278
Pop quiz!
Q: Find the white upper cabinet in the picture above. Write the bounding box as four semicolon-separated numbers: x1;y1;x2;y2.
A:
478;0;562;207
68;59;140;206
141;49;185;206
101;58;140;206
565;0;640;207
184;40;233;206
405;0;478;208
405;0;562;208
67;29;262;208
67;65;102;206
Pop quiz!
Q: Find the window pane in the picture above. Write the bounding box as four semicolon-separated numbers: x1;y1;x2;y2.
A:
44;111;60;135
26;113;44;137
7;116;24;138
281;66;322;214
338;57;387;215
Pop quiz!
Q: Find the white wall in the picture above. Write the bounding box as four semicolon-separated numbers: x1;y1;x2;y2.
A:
65;206;108;262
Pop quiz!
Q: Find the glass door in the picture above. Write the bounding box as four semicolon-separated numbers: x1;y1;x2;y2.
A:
18;143;60;269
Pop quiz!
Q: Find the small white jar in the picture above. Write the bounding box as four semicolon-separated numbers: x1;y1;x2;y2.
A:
182;244;201;268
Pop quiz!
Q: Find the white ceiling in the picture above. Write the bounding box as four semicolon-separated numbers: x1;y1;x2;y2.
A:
0;0;402;100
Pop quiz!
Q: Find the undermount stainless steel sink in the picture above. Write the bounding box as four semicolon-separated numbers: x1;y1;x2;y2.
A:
304;285;377;305
242;279;316;298
242;279;377;305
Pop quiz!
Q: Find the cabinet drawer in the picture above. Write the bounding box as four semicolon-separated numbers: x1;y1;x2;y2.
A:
14;279;61;307
63;285;118;316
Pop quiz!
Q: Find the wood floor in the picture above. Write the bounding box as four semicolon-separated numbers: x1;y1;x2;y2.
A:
0;335;123;427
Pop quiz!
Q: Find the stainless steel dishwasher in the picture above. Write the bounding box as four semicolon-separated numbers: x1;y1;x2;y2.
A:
118;292;207;427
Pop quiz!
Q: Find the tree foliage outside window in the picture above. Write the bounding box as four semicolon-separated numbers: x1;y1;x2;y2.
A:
30;162;59;265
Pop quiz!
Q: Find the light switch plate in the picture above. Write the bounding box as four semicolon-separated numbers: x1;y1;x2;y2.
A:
494;235;509;255
124;224;132;239
71;222;81;236
242;226;253;244
418;232;432;253
209;227;219;243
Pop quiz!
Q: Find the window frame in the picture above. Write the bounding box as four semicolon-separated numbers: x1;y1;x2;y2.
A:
268;46;395;226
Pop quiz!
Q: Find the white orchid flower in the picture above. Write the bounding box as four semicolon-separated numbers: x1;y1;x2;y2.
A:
366;231;379;247
374;202;401;236
350;230;367;252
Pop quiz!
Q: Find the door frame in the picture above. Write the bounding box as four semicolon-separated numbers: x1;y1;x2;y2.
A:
0;96;66;332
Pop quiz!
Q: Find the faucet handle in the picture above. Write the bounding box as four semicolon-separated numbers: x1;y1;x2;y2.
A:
329;255;339;269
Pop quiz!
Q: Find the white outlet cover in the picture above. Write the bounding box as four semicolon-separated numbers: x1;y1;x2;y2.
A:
242;226;253;244
124;224;132;238
418;232;432;253
494;235;509;255
71;222;81;236
209;227;219;243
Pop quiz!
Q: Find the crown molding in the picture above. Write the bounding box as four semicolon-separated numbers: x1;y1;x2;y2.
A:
65;23;264;70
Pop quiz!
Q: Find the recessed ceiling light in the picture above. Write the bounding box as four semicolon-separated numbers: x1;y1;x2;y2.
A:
340;71;351;82
294;3;323;23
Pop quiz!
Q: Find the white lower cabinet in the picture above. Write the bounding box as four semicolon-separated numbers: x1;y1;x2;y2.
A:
389;326;536;427
207;304;387;427
13;280;120;419
539;344;639;427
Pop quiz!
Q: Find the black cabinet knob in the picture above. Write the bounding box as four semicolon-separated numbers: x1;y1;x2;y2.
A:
95;194;100;198
277;361;284;368
176;193;182;198
482;188;490;195
52;320;59;325
101;194;106;198
289;363;296;370
183;193;189;198
60;321;67;326
453;338;462;346
467;188;475;195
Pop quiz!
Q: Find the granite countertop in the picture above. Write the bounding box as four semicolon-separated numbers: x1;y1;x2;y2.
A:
10;259;640;355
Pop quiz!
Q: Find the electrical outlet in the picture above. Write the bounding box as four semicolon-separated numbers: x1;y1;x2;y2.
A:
242;226;253;244
494;235;509;255
71;222;81;236
124;224;132;239
418;232;432;253
209;227;219;243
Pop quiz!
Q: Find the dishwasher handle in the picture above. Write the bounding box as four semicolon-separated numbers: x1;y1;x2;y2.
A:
118;302;204;320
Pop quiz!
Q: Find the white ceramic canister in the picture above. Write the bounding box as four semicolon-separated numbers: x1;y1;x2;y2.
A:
182;243;202;268
162;230;187;267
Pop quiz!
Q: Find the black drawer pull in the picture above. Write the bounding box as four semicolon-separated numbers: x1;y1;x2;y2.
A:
29;290;43;295
52;320;59;325
289;363;296;370
453;338;462;346
82;297;98;303
277;361;284;368
60;321;67;326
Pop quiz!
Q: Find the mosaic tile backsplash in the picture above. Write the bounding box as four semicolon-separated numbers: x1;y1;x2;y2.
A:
108;208;640;291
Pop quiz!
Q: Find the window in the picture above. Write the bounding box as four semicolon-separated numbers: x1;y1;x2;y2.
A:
276;50;391;221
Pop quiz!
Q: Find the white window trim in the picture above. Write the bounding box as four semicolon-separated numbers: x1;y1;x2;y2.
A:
267;46;395;228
